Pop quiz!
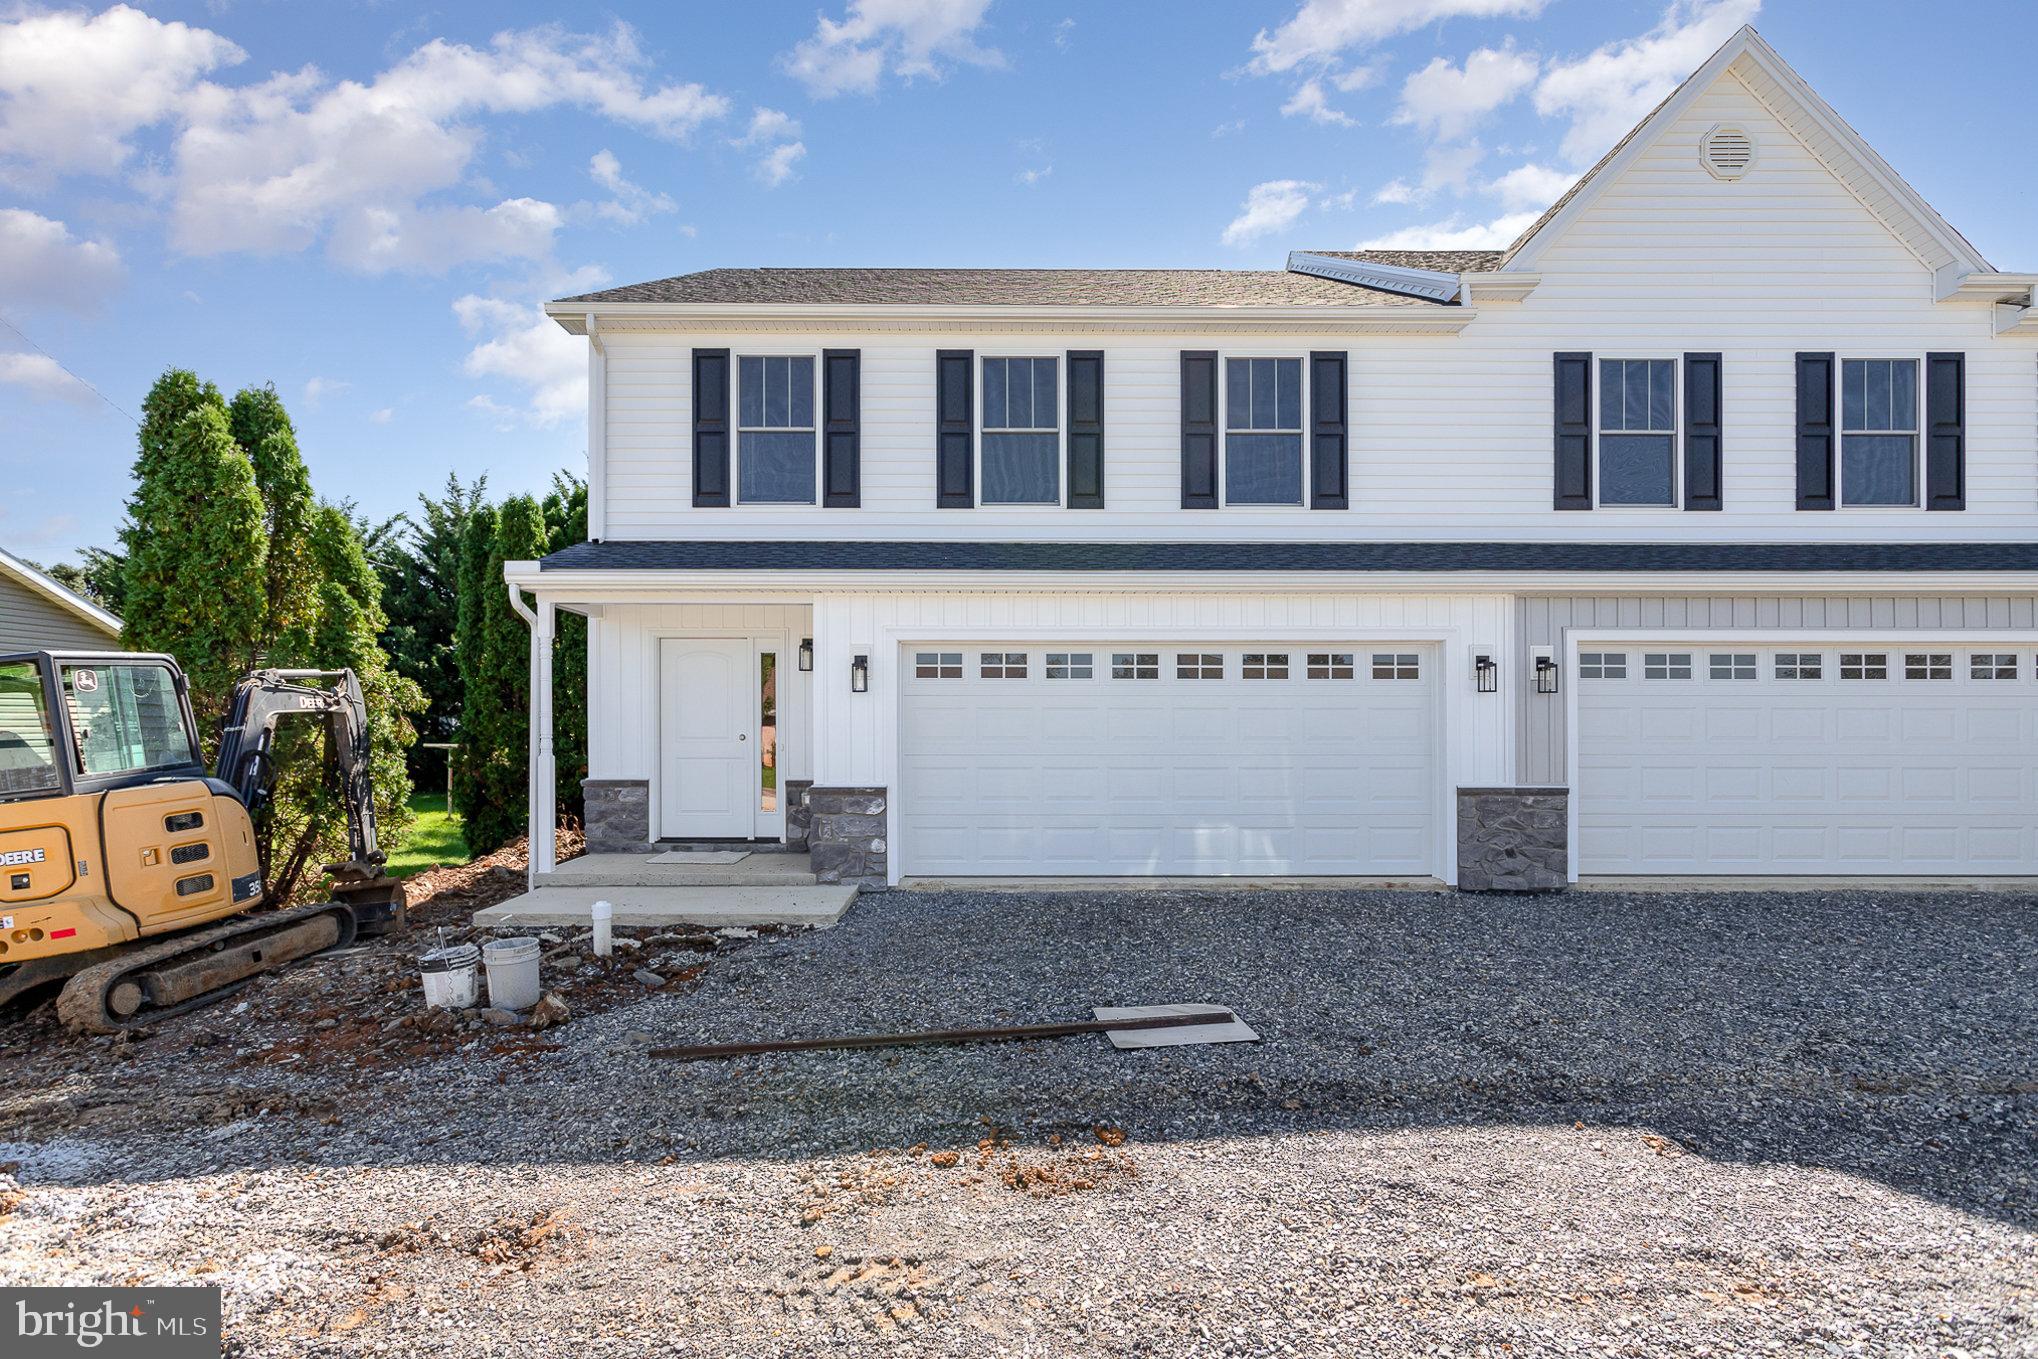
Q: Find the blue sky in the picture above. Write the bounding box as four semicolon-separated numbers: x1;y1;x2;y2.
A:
3;0;2033;566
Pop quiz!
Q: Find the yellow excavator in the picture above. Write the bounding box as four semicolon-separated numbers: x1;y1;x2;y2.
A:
0;650;404;1032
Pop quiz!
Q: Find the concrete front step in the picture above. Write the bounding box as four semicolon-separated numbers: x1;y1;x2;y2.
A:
474;884;857;930
537;851;817;888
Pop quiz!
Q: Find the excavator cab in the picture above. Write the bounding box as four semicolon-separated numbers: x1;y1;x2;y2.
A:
0;651;403;1030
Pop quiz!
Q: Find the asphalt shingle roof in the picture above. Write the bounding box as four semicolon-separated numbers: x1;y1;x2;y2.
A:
1296;249;1505;274
555;267;1454;309
540;541;2038;574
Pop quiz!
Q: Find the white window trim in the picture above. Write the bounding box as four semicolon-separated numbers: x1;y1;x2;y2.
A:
1217;349;1309;510
1593;354;1681;511
1836;352;1926;511
734;350;822;508
977;351;1066;510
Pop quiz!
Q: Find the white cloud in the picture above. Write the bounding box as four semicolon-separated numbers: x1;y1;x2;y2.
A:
1221;179;1318;247
1534;0;1758;164
0;4;245;187
1373;178;1416;205
1487;161;1573;211
1053;18;1074;49
1015;163;1052;186
756;141;807;187
1356;207;1540;249
303;376;350;406
0;209;124;311
1247;0;1549;75
785;0;1002;98
0;352;96;406
162;21;727;272
454;293;584;427
1393;45;1538;140
589;149;676;224
1419;140;1487;194
368;407;393;424
733;107;805;187
1281;79;1354;127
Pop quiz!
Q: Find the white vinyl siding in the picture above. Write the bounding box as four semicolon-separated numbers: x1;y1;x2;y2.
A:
593;72;2031;546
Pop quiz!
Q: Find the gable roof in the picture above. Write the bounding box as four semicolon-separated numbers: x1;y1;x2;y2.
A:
0;546;121;639
556;266;1452;310
1496;25;1993;275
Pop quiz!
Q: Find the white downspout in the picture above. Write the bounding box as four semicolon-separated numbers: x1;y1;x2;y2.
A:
585;314;607;543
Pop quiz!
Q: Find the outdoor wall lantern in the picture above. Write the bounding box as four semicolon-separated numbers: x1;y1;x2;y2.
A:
850;654;869;693
798;638;814;672
1474;654;1498;693
1534;653;1560;695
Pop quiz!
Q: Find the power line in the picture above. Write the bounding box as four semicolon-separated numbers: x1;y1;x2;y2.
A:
0;310;140;428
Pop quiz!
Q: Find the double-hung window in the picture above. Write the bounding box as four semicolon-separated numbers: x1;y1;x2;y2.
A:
1840;358;1919;506
738;355;816;504
981;356;1059;505
1598;358;1676;506
1224;357;1303;505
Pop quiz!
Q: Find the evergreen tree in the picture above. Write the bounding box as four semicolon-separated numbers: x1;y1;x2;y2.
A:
228;385;319;656
460;496;547;855
541;473;589;823
35;547;127;614
378;475;488;789
451;505;497;821
120;370;268;739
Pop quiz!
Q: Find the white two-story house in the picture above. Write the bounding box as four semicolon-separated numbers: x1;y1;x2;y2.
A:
510;26;2038;890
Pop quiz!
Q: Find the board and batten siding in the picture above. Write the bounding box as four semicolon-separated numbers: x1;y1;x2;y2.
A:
1516;593;2038;783
593;69;2036;547
0;575;117;651
585;602;812;786
805;590;1514;884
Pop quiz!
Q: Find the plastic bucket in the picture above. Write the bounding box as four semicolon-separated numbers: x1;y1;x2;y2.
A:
419;942;480;1009
483;937;542;1012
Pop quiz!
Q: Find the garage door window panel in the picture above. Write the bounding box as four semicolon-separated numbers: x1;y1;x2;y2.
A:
980;652;1028;679
1243;653;1289;680
1579;652;1627;680
1905;653;1952;681
1307;653;1354;680
914;651;962;680
1177;653;1223;680
1710;653;1756;680
1840;358;1919;507
1371;654;1420;680
1112;653;1159;680
1643;652;1691;680
1970;653;2017;681
1598;358;1677;507
1841;653;1889;680
1775;652;1824;680
1224;358;1304;506
1046;652;1092;680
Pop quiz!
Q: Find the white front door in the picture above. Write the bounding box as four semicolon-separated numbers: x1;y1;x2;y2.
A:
658;637;753;840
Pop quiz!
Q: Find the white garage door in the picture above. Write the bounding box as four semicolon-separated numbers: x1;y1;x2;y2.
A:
1578;644;2038;874
901;645;1438;877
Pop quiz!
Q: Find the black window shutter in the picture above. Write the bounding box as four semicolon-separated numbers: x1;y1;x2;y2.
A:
1066;350;1105;509
1552;352;1592;510
1308;350;1349;510
1683;351;1723;511
935;349;974;508
1180;350;1219;509
691;348;730;507
821;348;860;508
1924;351;1965;511
1795;352;1836;510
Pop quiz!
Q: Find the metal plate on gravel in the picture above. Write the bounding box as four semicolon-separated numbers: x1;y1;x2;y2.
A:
1095;1003;1258;1049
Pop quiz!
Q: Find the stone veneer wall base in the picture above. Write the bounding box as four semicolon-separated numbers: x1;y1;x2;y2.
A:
806;786;888;887
785;780;815;852
1457;786;1568;892
582;778;654;854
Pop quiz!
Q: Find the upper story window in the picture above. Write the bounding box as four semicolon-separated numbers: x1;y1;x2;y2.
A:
1598;359;1676;507
981;356;1059;505
1224;357;1303;506
1840;358;1918;506
738;355;816;504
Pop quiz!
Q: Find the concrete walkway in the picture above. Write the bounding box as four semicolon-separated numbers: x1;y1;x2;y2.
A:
537;851;818;888
474;883;857;930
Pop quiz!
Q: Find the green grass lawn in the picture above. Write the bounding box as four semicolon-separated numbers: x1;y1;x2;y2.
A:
385;792;469;878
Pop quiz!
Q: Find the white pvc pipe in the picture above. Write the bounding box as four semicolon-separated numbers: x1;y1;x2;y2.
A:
591;900;613;957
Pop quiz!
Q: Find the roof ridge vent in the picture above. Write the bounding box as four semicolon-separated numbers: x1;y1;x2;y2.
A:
1701;123;1756;180
1285;251;1462;303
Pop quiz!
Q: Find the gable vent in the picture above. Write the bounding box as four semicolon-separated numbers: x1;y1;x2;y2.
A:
1701;124;1755;180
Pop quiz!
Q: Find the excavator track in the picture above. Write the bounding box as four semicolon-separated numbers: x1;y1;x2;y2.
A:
55;902;359;1034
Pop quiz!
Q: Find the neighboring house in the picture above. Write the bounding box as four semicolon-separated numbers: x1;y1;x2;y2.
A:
510;26;2038;889
0;547;121;652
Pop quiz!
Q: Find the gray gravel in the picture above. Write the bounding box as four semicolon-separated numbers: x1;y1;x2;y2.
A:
3;888;2034;1357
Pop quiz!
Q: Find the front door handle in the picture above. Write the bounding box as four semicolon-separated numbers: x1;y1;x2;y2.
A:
738;733;748;741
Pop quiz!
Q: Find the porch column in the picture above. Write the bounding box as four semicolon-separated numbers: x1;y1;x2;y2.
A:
529;596;557;879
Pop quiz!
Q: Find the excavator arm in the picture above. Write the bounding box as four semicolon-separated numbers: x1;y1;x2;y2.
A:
214;669;404;932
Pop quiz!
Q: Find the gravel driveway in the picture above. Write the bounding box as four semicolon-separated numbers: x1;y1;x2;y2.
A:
3;888;2034;1357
